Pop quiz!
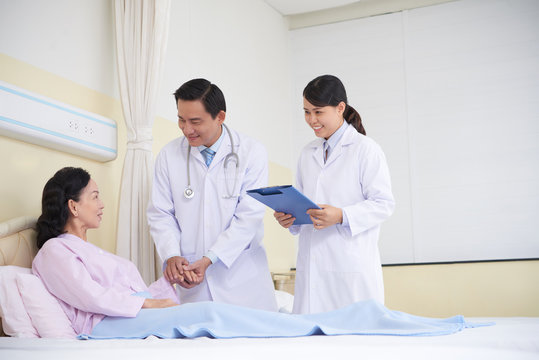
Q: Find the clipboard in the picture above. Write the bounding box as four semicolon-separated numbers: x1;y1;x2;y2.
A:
247;185;320;225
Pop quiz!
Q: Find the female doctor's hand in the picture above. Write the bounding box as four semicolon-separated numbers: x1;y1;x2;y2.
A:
274;211;296;229
307;205;343;230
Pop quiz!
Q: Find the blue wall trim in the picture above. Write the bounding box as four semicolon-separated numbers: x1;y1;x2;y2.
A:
0;84;117;128
0;115;117;154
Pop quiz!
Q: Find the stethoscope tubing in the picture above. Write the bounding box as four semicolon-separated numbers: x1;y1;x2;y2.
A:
184;123;239;199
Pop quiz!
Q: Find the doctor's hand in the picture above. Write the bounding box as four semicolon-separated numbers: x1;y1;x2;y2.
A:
307;205;343;230
274;211;296;228
176;270;199;289
164;256;189;284
183;257;212;285
164;256;199;289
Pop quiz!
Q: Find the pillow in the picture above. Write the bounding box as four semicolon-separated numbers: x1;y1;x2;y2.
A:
275;290;294;314
0;266;39;337
16;273;77;338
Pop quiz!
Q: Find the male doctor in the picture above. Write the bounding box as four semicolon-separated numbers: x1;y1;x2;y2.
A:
148;78;277;311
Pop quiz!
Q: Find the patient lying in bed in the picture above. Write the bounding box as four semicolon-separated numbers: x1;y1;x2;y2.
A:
24;167;486;339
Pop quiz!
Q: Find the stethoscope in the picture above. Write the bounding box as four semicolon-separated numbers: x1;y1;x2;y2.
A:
184;123;239;199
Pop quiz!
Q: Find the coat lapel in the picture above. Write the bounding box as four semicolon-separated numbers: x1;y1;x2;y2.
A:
182;138;206;166
324;125;357;166
311;138;325;168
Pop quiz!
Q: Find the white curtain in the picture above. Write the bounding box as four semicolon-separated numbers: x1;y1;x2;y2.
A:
114;0;170;284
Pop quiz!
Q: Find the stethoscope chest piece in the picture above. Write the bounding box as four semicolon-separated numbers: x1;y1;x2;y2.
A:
184;186;194;199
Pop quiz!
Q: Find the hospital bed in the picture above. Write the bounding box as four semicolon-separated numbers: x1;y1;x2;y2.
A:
0;216;538;360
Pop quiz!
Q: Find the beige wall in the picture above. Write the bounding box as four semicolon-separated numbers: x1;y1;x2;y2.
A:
384;260;539;317
0;53;124;253
263;163;296;272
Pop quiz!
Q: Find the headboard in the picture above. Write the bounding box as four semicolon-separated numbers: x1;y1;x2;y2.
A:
0;216;38;268
0;216;38;336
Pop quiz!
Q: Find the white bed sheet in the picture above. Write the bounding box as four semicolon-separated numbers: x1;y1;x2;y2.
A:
0;317;538;360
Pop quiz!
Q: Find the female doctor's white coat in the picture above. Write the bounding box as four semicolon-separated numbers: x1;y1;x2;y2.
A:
147;126;277;312
290;124;395;314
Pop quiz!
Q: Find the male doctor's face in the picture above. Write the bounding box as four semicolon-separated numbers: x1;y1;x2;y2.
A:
177;99;225;147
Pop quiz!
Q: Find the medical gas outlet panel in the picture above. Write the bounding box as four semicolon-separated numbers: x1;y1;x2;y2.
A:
0;80;117;162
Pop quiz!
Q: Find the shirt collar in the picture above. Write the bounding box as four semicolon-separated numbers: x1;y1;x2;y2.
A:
325;120;349;150
197;125;226;154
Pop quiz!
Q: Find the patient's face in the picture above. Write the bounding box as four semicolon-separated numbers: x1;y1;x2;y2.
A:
74;179;104;230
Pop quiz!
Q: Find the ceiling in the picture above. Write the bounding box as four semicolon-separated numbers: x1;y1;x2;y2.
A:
263;0;360;15
263;0;456;29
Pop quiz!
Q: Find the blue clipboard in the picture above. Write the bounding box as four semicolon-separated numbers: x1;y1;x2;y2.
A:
247;185;320;225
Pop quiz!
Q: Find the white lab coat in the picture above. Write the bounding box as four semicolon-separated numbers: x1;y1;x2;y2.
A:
147;126;277;312
290;124;395;314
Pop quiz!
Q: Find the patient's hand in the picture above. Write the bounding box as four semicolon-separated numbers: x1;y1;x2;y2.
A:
183;257;212;285
274;211;295;228
165;256;198;289
142;298;178;309
176;270;199;289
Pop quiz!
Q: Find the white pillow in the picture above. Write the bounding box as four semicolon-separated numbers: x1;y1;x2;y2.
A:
16;273;77;338
275;290;294;314
0;266;39;337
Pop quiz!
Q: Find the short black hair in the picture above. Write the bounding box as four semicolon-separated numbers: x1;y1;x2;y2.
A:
174;78;226;118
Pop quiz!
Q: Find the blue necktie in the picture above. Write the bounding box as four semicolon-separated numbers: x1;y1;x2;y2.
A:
202;148;216;167
323;141;329;163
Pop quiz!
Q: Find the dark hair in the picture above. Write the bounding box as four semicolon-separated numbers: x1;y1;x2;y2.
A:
174;78;226;118
35;167;91;249
303;74;366;135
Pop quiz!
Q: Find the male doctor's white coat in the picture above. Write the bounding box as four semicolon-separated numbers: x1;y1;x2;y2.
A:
147;126;277;312
290;124;395;314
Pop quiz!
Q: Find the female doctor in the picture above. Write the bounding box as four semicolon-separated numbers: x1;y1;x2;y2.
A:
275;75;395;314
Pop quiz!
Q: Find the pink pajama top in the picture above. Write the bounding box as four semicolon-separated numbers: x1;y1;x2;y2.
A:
32;234;147;335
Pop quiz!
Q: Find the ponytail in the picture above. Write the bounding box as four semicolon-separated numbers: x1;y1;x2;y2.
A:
344;104;366;135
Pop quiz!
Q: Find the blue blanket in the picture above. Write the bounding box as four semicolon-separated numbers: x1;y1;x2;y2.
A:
81;300;491;339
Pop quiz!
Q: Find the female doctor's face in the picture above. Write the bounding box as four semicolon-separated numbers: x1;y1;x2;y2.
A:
177;99;225;148
303;98;345;140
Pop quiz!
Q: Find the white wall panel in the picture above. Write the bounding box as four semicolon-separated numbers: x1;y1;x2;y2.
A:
0;0;117;98
290;0;539;264
406;0;539;263
290;12;415;264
